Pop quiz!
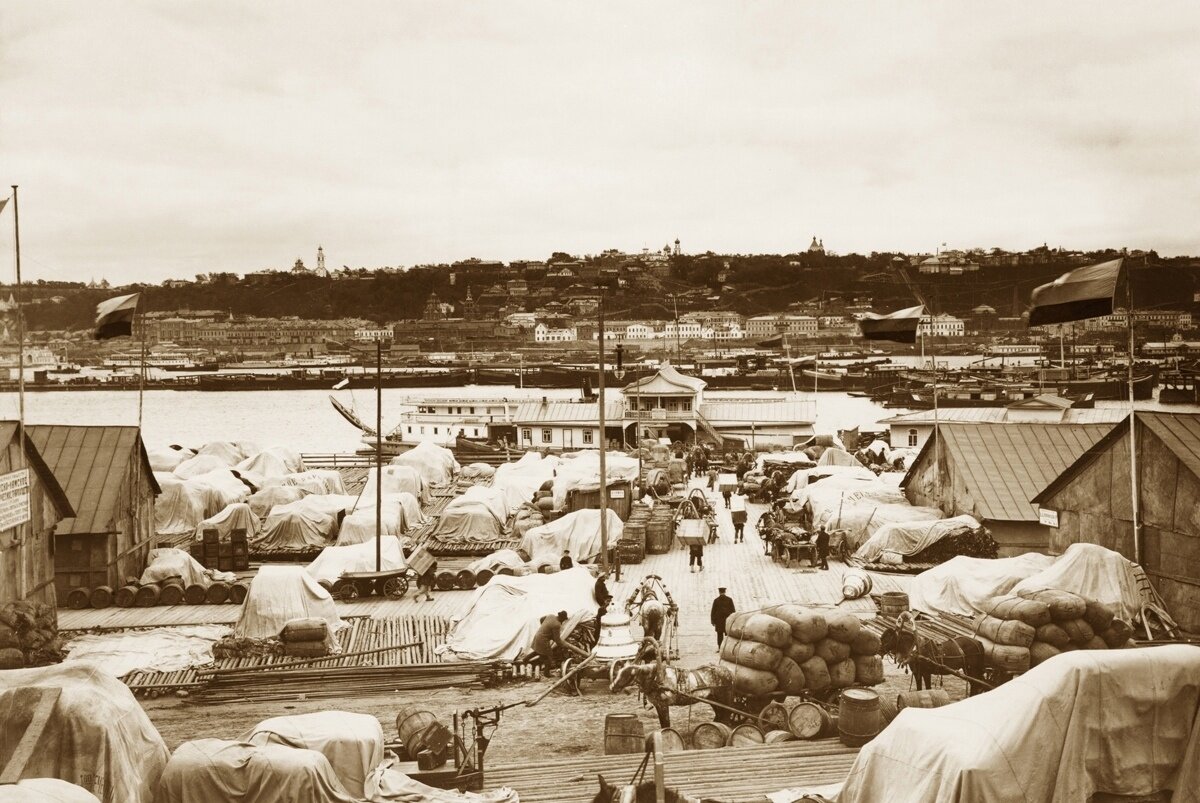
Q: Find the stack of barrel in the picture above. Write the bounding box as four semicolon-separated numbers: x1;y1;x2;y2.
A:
397;706;451;770
619;502;650;564
67;577;249;609
645;506;673;555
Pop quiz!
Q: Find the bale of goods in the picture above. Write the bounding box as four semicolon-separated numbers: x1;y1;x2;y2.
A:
229;582;249;605
799;656;831;692
1083;635;1109;650
974;615;1036;648
763;604;828;643
1017;588;1087;622
282;641;329;658
825;612;861;644
537;565;558;575
764;730;795;744
976;635;1030;674
1030;641;1061;666
436;571;457;590
691;722;732;750
896;689;950;710
604;713;645;755
841;570;873;600
89;586;114;609
1101;619;1133;648
725;612;791;649
1059;618;1095;647
757;701;790;732
815;638;851;665
828;658;857;689
159;581;186;606
0;648;23;669
0;601;60;668
280;617;329;644
455;570;477;589
850;630;881;656
878;591;909;616
66;588;90;610
720;637;783;672
838;688;882;748
113;584;137;608
645;729;686;753
205;581;230;605
728;724;764;747
720;660;780;697
134;584;161;608
1083;599;1116;632
774;656;807;695
0;625;17;649
1034;623;1071;649
853;654;884;686
788;701;831;739
184;583;208;605
986;595;1051;628
785;640;815;665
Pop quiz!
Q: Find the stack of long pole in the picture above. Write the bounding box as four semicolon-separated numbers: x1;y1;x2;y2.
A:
195;661;498;704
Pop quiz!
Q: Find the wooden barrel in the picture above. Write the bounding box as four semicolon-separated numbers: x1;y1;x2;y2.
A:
644;728;686;753
788;702;832;740
229;582;249;605
205;581;230;605
159;581;185;606
89;585;114;609
184;583;209;605
603;714;645;755
645;520;672;554
896;689;951;710
537;564;558;574
396;707;440;759
728;723;764;747
879;591;910;617
838;688;882;748
134;583;160;607
878;695;899;724
690;722;732;750
455;569;477;589
66;588;90;610
841;570;873;600
475;569;494;587
757;701;790;733
764;730;795;744
435;571;457;591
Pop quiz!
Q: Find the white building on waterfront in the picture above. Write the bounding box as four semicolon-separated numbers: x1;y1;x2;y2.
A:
918;314;965;337
534;322;577;342
745;314;819;339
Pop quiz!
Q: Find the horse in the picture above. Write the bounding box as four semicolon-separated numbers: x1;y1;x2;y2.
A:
610;639;734;729
881;621;986;695
639;593;666;644
592;774;728;803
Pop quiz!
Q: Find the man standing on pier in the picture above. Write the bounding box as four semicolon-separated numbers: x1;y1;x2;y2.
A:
710;587;735;649
815;527;830;570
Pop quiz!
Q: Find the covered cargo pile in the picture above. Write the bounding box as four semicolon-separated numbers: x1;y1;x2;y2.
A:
157;739;357;803
426;486;516;555
853;514;997;570
234;565;343;641
550;450;640;510
718;605;883;697
0;599;61;668
240;711;383;800
519;508;623;570
193;502;260;541
306;538;407;584
390;440;459;487
838;645;1200;803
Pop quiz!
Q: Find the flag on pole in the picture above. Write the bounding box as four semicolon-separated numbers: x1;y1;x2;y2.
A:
94;293;140;340
1028;258;1123;326
859;304;924;343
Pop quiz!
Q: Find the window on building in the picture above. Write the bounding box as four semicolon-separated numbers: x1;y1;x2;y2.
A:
541;428;552;443
469;407;475;414
433;427;438;435
407;426;412;434
583;430;594;444
420;426;425;434
908;428;918;447
473;428;480;437
522;428;532;443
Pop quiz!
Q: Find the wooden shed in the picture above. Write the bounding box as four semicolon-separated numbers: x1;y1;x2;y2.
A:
27;425;159;599
0;422;74;606
901;422;1113;555
1033;412;1200;632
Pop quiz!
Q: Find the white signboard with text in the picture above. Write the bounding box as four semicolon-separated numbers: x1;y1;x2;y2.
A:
0;469;31;532
1038;507;1059;528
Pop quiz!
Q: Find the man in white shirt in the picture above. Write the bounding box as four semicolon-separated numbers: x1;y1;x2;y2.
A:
730;491;748;543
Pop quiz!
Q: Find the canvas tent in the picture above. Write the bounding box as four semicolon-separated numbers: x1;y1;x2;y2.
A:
838;645;1200;803
241;711;383;799
234;565;343;640
520;508;623;569
157;740;356;803
0;662;169;803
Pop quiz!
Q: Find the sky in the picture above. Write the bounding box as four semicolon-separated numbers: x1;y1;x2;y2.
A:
2;1;1199;285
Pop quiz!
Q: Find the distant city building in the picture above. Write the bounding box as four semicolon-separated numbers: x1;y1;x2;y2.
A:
1082;309;1193;332
533;322;576;342
745;314;819;339
918;314;966;337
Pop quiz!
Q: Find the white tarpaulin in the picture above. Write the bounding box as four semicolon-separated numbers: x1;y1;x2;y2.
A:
148;447;190;473
854;515;977;564
157;740;356;803
238;451;293;482
0;663;169;803
195;441;248;466
64;625;230;678
449;486;511;523
365;759;519;803
187;469;252;514
306;538;407;584
194;502;260;541
234;565;344;640
248;485;307;518
173;454;230;479
551;451;639;510
436;566;598;661
908;553;1057;617
817;447;859;467
520;508;623;569
139;547;211;586
0;779;101;803
336;505;403;545
391;441;459;486
467;549;527;575
1010;543;1145;623
360;465;428;506
838;645;1200;803
255;501;336;553
284;469;345;495
154;476;206;536
242;711;383;799
786;465;878;494
493;453;559;511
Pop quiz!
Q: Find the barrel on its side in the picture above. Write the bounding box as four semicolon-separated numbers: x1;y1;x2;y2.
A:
66;588;91;610
229;582;249;605
159;580;185;606
206;581;230;605
644;728;686;753
475;569;494;587
134;584;161;608
841;570;873;600
90;585;114;609
838;688;882;748
396;707;440;760
604;714;645;756
788;702;832;740
896;689;950;710
113;584;137;608
184;584;208;605
690;722;732;750
455;569;477;589
879;591;910;617
763;730;795;744
435;571;457;591
727;723;764;747
757;701;790;733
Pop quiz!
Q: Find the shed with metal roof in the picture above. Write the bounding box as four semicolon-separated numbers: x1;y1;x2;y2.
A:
27;425;159;599
1032;412;1200;631
901;421;1113;555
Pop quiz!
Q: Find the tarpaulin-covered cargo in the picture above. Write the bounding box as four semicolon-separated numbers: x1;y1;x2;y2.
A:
390;440;459;486
156;740;356;803
908;553;1057;618
234;565;343;640
0;662;169;803
335;505;402;545
0;778;101;802
148;446;190;473
306;538;407;584
359;466;428;506
492;453;559;511
838;645;1200;803
436;566;598;661
551;450;639;510
139;547;212;587
854;515;980;564
194;441;249;466
431;489;509;543
785;464;878;494
451;486;511;523
63;625;228;678
247;485;307;519
186;469;252;514
284;470;346;496
237;451;293;483
519;508;623;569
816;447;859;467
1010;543;1145;624
241;711;383;799
173;454;230;479
254;500;337;553
194;502;260;541
154;476;207;537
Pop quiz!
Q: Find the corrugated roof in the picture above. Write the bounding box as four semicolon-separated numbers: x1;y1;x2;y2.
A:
907;422;1112;522
0;422;74;519
27;425;158;536
512;401;624;424
699;401;815;424
878;407;1128;426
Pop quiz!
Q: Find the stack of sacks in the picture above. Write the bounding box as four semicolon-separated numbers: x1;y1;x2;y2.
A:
718;605;882;697
976;589;1134;674
513;505;546;537
0;600;61;668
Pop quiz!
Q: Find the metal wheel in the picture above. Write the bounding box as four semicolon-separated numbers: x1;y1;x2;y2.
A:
331;578;358;601
561;658;583;696
380;575;409;599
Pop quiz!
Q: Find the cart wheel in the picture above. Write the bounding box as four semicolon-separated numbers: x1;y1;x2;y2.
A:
331;578;358;601
354;579;376;598
561;658;582;695
380;575;409;599
608;659;628;689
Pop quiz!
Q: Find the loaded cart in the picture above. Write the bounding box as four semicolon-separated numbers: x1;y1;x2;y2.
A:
329;545;435;601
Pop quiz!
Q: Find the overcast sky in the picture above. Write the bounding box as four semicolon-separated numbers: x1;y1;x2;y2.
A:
2;2;1199;284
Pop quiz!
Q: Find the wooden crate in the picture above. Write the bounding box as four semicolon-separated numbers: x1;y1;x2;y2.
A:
407;546;434;575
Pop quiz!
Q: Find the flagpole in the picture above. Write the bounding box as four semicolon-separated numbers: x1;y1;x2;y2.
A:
1126;260;1141;564
11;186;25;470
137;305;147;433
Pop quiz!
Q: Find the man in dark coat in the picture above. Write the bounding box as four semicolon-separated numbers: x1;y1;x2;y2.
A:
815;527;830;570
594;570;612;623
710;588;735;649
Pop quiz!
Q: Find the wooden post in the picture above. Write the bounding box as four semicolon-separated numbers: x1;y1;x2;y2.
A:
653;729;666;803
598;291;608;574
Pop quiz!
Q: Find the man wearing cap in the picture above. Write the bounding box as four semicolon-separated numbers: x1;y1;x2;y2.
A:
531;610;589;674
710;587;736;649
